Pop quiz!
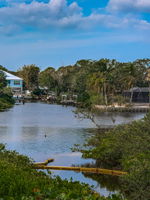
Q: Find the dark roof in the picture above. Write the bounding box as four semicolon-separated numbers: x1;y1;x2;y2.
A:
125;87;150;93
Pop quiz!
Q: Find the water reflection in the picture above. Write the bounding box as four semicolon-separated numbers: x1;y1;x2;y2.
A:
94;112;145;127
0;102;145;196
83;173;121;193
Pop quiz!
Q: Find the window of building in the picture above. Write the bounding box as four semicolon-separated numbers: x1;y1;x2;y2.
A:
7;80;11;85
14;80;21;85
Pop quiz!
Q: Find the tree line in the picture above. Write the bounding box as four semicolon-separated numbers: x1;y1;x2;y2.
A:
1;58;150;106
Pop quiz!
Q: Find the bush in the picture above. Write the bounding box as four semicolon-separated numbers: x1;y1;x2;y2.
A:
90;94;105;105
0;92;14;111
0;144;125;200
81;113;150;200
109;95;128;106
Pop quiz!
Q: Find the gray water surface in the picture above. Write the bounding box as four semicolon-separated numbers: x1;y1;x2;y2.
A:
0;102;145;196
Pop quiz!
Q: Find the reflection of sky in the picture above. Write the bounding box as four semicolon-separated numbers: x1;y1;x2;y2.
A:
95;112;145;127
0;124;92;154
0;103;95;156
39;152;114;197
0;103;145;196
0;103;95;128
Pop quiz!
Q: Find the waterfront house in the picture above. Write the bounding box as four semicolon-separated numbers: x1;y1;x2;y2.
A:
124;87;150;103
2;71;23;94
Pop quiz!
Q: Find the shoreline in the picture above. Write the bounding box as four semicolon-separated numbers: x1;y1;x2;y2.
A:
95;103;150;113
13;98;150;113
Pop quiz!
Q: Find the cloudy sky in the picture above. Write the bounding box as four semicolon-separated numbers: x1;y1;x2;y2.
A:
0;0;150;70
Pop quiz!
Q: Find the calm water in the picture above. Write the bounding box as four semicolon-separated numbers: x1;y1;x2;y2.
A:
0;102;145;196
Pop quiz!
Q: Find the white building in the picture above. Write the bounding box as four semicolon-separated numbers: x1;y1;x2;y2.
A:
2;71;23;94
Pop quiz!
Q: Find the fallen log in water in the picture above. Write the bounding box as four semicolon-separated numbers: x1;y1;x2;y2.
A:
33;165;127;176
34;158;54;166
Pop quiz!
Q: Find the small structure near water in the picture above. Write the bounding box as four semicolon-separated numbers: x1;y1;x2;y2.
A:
61;94;78;106
46;92;57;102
95;104;150;113
2;70;23;95
124;87;150;103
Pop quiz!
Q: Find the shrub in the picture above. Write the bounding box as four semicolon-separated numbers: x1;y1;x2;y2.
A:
0;144;124;200
81;112;150;200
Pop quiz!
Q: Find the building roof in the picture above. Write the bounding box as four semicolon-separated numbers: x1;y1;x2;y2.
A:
1;70;23;81
125;87;150;93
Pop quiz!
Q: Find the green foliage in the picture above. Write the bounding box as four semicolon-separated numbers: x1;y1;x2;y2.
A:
0;98;13;111
55;58;149;106
3;58;149;105
56;65;78;94
0;71;14;111
81;112;150;200
32;58;150;105
77;92;91;107
0;145;124;200
2;87;13;96
109;95;128;105
32;88;45;96
0;71;7;91
90;94;105;105
18;65;40;91
39;67;57;92
0;146;50;199
0;65;8;72
1;58;150;104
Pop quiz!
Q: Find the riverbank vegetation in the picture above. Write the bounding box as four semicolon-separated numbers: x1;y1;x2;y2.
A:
12;58;150;106
1;58;150;106
0;71;14;111
0;143;125;200
78;112;150;200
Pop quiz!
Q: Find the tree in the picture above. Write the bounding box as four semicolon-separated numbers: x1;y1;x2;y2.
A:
0;65;8;72
87;59;117;105
80;112;150;200
39;67;57;92
0;71;7;94
56;65;77;94
18;65;40;91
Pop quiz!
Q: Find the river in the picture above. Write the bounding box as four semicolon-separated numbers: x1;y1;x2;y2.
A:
0;102;145;196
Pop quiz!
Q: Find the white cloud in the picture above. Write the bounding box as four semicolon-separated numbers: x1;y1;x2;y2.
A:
0;0;150;35
107;0;150;12
0;0;83;29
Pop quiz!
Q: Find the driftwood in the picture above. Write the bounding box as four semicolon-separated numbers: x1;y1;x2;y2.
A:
33;158;54;166
33;159;127;176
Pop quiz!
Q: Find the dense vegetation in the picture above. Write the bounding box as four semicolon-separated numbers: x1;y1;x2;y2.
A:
78;112;150;200
14;58;150;106
0;71;14;111
0;144;125;200
0;59;150;199
1;58;150;106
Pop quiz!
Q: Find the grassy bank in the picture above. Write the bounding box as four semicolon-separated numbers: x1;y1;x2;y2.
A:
81;112;150;200
0;94;14;111
0;144;125;200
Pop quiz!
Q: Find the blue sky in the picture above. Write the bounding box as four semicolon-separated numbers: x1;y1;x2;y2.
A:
0;0;150;71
